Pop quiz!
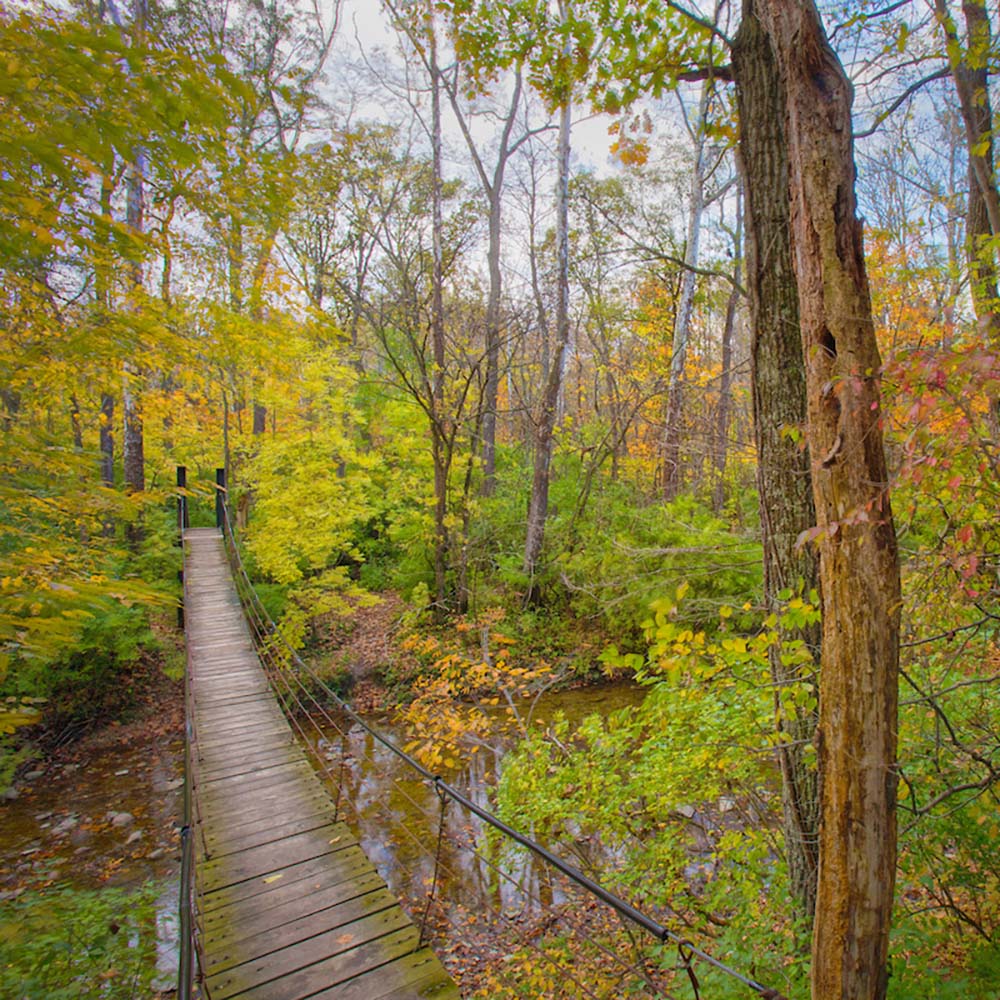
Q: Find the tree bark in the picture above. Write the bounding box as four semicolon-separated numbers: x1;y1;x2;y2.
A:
99;392;115;537
252;402;267;435
662;80;711;499
442;68;524;497
429;15;450;614
523;94;571;599
122;0;146;506
936;0;1000;236
711;189;741;514
733;1;820;925
759;3;902;997
122;365;144;495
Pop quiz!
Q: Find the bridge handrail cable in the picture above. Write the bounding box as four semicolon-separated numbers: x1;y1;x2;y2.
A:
217;497;789;1000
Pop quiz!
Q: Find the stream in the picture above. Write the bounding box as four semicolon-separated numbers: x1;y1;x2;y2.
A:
306;681;647;938
0;725;187;990
0;679;646;987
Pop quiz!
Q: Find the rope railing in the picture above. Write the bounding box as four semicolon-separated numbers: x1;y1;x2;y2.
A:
214;494;792;1000
241;616;672;998
257;621;677;996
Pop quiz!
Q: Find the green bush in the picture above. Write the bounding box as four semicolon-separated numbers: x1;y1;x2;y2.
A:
8;602;154;726
0;883;159;999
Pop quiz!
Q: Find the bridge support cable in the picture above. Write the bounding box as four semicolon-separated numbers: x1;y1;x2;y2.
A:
218;501;791;1000
223;582;668;996
222;560;676;996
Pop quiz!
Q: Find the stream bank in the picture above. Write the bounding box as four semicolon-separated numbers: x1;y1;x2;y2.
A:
0;666;186;995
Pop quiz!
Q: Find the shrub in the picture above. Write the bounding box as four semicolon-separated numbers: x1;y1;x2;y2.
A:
0;883;159;999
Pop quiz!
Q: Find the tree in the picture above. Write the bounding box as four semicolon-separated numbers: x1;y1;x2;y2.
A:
755;2;902;996
177;0;338;459
437;64;542;496
933;0;1000;350
732;0;820;925
661;77;714;499
522;64;572;600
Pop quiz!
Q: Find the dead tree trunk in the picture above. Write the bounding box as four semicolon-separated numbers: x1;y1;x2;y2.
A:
760;2;902;996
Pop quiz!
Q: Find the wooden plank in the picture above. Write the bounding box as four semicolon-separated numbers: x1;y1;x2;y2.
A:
201;831;357;893
202;870;388;947
207;924;420;1000
184;528;457;1000
199;849;375;916
203;810;339;857
203;886;399;976
310;954;463;1000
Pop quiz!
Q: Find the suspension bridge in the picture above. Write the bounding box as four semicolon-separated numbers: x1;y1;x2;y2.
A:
181;526;459;999
175;471;788;1000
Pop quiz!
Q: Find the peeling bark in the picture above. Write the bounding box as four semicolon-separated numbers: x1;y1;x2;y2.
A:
758;2;902;997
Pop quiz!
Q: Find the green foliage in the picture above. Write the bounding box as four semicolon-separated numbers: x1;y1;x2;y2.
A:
0;883;159;1000
475;450;761;634
489;593;825;997
0;729;36;792
888;924;1000;999
9;601;154;725
557;488;762;637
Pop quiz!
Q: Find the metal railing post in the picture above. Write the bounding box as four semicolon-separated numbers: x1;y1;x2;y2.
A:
176;465;189;536
215;467;226;531
176;466;187;631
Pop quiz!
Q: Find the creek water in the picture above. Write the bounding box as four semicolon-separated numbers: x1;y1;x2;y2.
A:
0;679;646;985
304;680;648;935
0;727;186;989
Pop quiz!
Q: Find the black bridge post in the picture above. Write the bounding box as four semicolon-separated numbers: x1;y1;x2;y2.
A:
177;466;189;536
215;467;226;531
177;466;187;631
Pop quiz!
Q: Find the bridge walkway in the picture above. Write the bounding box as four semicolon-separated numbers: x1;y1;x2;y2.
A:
184;526;459;1000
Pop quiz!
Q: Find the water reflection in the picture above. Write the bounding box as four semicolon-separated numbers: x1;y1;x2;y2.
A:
304;681;647;932
0;733;185;990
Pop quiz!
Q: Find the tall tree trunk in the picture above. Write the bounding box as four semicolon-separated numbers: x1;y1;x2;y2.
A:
480;190;503;496
123;1;146;507
662;80;711;499
760;3;902;997
429;16;449;614
69;395;83;450
733;2;820;925
122;366;144;494
100;393;115;537
711;189;742;514
523;95;571;599
935;0;1000;237
252;402;267;435
442;69;523;497
935;0;1000;348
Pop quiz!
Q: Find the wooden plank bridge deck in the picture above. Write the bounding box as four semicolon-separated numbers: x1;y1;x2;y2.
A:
184;527;460;1000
